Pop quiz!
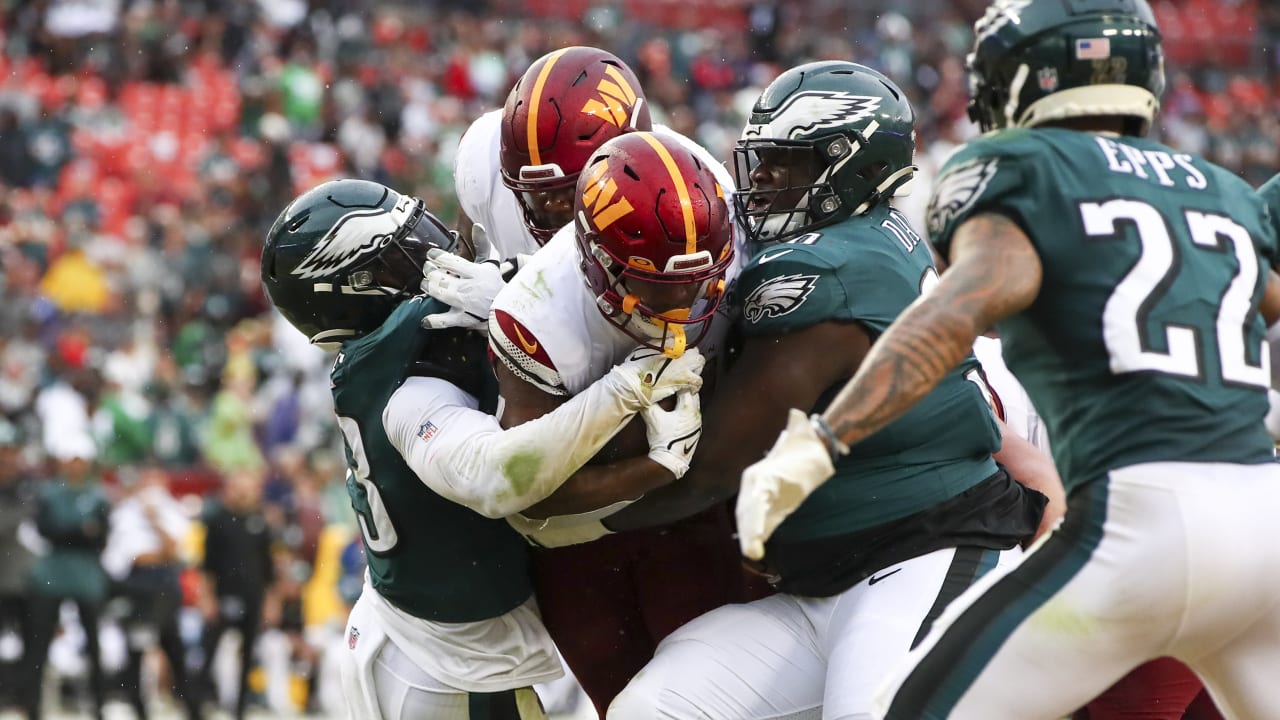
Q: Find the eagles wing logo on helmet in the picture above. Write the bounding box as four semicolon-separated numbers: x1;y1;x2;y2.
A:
744;91;882;140
926;158;1000;236
743;273;820;324
974;0;1033;43
291;197;415;280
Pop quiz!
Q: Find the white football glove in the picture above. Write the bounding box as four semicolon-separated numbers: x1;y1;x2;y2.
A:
736;409;846;560
422;224;530;330
603;347;705;410
642;391;702;478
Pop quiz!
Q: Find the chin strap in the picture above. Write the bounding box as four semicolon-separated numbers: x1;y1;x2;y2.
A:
852;165;919;216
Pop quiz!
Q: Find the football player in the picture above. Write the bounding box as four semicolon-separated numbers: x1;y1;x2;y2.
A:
738;1;1280;718
1258;174;1280;438
604;62;1055;720
450;46;650;266
437;46;758;714
433;47;652;339
260;179;706;719
975;336;1223;720
481;130;751;714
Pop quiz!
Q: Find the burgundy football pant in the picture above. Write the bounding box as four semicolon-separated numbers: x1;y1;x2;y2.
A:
531;504;761;717
1075;657;1224;720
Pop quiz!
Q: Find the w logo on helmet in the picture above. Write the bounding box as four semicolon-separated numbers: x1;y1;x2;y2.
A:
582;65;640;128
581;158;635;230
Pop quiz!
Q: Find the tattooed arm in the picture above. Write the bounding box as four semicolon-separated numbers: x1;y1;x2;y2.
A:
822;213;1043;449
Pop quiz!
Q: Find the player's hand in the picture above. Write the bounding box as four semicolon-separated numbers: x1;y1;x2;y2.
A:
643;390;702;478
421;251;508;330
606;347;705;409
736;409;843;560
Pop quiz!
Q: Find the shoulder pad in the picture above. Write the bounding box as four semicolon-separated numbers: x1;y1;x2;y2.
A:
488;309;569;396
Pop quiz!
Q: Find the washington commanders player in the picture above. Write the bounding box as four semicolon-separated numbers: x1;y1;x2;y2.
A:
442;44;652;319
260;179;705;719
484;130;750;714
435;46;760;714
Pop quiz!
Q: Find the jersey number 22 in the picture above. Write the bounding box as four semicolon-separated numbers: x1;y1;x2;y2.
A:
1082;198;1269;388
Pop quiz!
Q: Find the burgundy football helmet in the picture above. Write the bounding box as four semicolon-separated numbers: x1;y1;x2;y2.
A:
501;46;652;244
575;131;734;357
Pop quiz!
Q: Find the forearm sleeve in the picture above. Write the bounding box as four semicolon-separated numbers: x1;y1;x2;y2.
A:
385;373;641;519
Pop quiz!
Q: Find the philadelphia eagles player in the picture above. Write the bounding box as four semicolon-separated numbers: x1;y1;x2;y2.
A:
739;1;1280;718
606;62;1056;719
260;179;706;720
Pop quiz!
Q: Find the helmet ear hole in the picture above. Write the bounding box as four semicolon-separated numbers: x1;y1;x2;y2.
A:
286;213;310;233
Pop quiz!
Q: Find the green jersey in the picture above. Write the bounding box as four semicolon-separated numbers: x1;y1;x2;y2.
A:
331;297;533;622
740;203;1001;541
1259;173;1280;241
928;128;1277;492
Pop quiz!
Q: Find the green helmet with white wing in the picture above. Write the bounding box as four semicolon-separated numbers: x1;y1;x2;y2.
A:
732;61;917;246
261;179;457;349
966;0;1165;135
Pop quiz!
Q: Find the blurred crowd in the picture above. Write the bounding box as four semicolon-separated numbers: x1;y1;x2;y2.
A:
0;0;1278;716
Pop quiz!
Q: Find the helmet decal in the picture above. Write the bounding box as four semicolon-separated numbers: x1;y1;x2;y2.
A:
524;48;568;167
573;131;734;356
637;132;698;254
582;65;640;127
580;158;635;231
744;91;883;141
291;195;416;280
975;0;1033;43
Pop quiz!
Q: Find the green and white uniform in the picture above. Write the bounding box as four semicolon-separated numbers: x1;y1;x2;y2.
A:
334;296;674;719
1258;172;1280;239
741;204;1001;543
611;205;1042;720
877;129;1280;720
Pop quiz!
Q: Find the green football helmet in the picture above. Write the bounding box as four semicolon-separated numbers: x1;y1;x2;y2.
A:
966;0;1165;135
261;179;456;349
732;61;917;245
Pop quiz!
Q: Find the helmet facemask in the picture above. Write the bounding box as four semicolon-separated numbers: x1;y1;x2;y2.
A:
500;47;652;245
579;224;732;358
505;170;580;245
266;192;457;351
733;130;915;246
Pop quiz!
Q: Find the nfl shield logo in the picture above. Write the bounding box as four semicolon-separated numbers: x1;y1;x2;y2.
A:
348;627;360;650
416;421;438;442
1037;67;1059;92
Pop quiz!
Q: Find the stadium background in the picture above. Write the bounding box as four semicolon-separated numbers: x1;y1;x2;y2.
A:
0;0;1275;717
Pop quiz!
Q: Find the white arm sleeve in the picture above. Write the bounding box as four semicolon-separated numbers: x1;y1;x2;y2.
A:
383;373;643;519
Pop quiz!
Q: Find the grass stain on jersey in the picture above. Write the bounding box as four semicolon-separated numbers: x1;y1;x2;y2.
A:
1029;597;1096;639
503;450;544;498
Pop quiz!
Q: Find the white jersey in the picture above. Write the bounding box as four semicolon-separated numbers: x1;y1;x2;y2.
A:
972;336;1050;453
487;126;744;396
453;109;538;259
